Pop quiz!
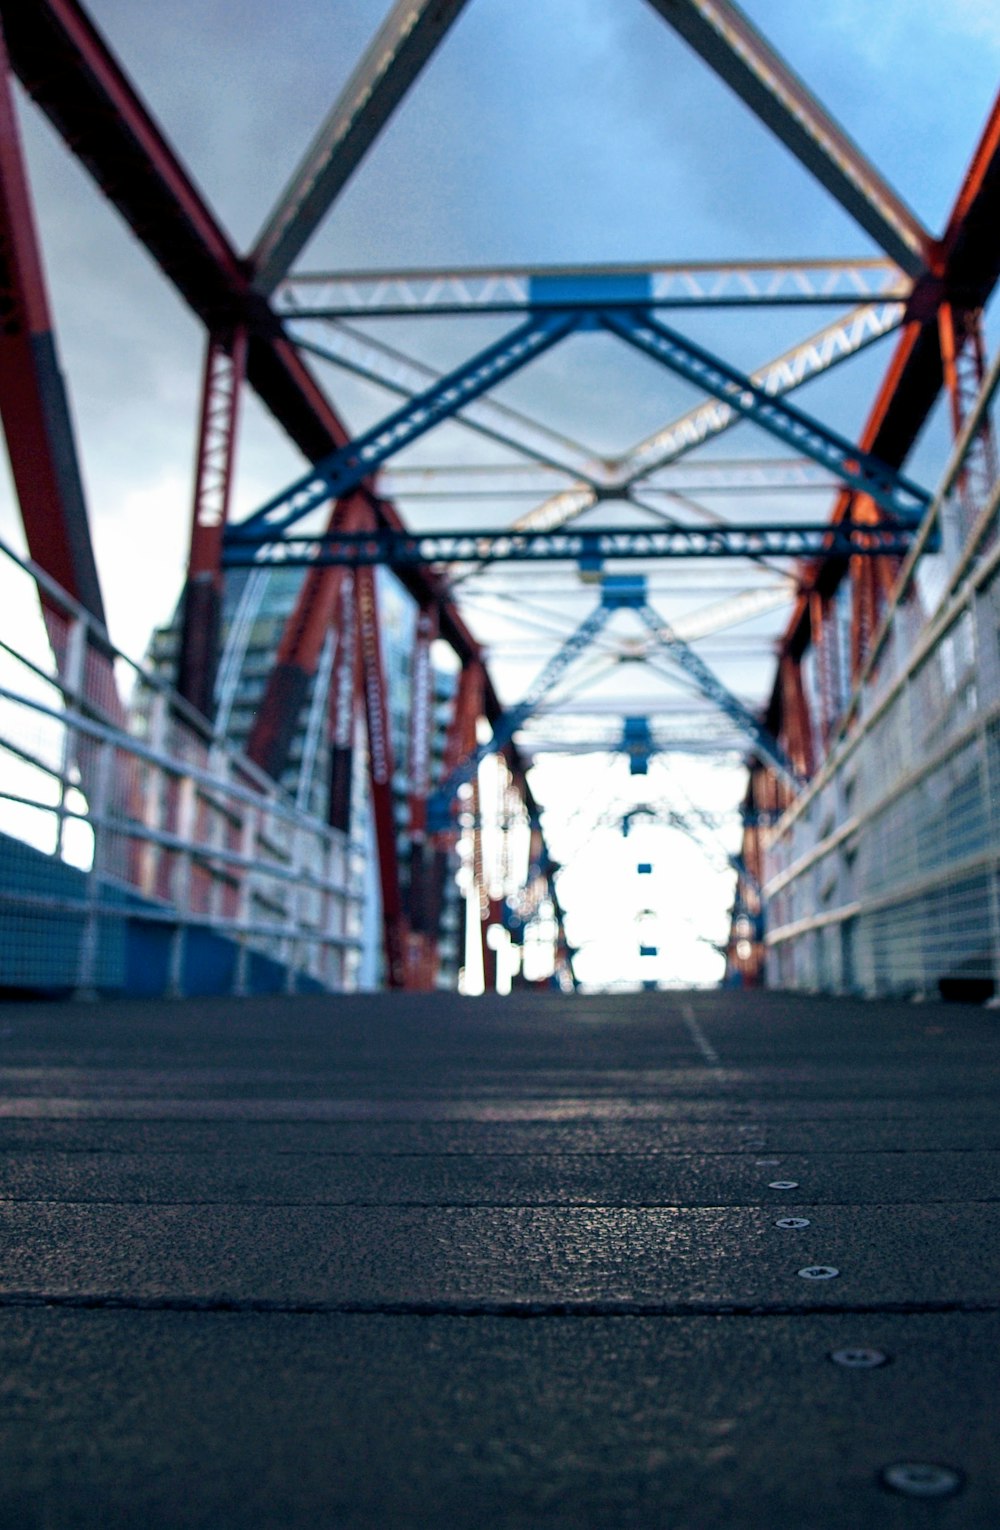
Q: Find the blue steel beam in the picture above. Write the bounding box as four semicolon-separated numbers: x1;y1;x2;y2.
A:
290;322;602;482
512;299;905;533
426;575;800;830
238;298;914;550
633;598;800;790
602;308;931;523
222;520;926;568
228;310;581;543
427;601;615;831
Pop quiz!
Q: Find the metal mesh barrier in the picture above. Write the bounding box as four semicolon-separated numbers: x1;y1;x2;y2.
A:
0;540;363;997
764;357;1000;1000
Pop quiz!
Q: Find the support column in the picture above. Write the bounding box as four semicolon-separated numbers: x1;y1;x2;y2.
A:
355;563;408;989
779;656;815;781
939;303;999;542
810;592;834;747
405;603;438;987
177;326;247;717
245;491;366;782
328;571;358;835
430;659;484;989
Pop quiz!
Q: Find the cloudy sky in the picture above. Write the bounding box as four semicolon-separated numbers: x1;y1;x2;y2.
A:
2;0;998;984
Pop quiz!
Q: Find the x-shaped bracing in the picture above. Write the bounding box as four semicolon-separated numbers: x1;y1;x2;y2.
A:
227;304;929;550
424;573;801;833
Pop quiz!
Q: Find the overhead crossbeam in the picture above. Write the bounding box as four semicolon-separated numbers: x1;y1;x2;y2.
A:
229;310;582;542
378;457;840;499
277;256;906;317
222;521;927;569
646;0;933;276
252;0;471;292
240;299;916;551
604;309;931;522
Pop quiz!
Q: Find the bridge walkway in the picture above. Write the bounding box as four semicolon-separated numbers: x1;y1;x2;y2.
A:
0;988;996;1526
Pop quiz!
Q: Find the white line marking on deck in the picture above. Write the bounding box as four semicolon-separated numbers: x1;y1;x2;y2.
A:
680;1002;721;1066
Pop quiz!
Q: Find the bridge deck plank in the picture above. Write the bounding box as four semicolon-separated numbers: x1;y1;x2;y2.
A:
0;989;996;1526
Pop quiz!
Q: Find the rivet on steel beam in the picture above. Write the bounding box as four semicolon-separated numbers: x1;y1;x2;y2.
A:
769;1180;799;1189
880;1463;963;1498
775;1217;811;1229
830;1347;888;1368
798;1265;839;1280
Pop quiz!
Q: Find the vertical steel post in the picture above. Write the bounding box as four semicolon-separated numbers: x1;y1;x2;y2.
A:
471;772;493;991
177;326;248;717
328;572;358;834
809;591;836;747
779;656;815;781
845;495;884;681
354;564;408;989
939;303;999;543
246;491;369;783
431;660;484;988
75;737;115;998
405;604;438;986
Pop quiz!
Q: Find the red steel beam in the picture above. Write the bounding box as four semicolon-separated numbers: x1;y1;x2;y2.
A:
355;562;408;989
406;604;437;956
1;0;545;812
327;570;358;835
245;491;367;781
776;87;1000;679
0;3;497;681
177;326;248;715
0;21;103;621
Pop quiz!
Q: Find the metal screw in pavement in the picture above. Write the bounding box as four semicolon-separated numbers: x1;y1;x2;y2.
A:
880;1463;963;1498
829;1347;888;1368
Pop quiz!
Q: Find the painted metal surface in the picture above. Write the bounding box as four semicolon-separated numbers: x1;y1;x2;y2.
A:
252;0;472;293
231;311;583;542
177;327;247;717
0;22;103;623
224;522;925;569
646;0;931;275
603;309;931;523
277;257;906;316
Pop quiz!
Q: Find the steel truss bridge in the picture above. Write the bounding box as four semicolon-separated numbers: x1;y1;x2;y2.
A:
0;0;998;997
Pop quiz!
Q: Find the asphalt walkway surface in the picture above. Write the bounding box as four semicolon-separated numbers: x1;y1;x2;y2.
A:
0;987;997;1527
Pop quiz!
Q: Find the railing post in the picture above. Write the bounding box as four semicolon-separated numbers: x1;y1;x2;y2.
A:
74;736;115;998
167;774;197;997
55;613;87;859
234;801;259;996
